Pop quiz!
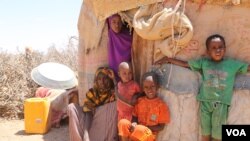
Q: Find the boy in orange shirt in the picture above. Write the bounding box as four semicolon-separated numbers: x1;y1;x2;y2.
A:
118;72;170;141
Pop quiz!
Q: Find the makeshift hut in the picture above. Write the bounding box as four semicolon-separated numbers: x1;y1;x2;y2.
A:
77;0;250;140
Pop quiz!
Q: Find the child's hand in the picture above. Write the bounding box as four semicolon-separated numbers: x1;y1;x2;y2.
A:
130;95;137;106
130;122;137;132
131;93;144;105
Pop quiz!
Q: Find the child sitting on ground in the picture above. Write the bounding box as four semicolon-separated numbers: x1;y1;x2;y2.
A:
118;71;170;141
116;62;141;121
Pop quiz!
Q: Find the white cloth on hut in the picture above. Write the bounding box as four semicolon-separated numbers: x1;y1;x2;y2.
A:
78;0;106;52
133;1;193;57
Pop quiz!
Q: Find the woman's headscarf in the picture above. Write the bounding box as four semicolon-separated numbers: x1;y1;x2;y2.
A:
83;67;116;112
93;67;115;91
107;14;133;80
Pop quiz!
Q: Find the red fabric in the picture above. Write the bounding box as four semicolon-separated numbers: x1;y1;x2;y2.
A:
133;97;170;126
117;81;140;121
51;109;65;126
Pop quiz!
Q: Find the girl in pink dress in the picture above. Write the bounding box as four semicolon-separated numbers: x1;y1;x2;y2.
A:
117;62;141;121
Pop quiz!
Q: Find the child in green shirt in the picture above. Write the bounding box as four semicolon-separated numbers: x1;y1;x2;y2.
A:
155;34;250;141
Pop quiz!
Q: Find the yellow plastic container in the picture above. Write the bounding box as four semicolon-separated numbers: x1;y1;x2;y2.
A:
24;97;51;134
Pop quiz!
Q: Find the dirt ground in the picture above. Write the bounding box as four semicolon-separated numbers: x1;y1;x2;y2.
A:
0;118;69;141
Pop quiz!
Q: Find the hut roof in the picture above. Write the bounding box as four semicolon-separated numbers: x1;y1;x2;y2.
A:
91;0;161;20
91;0;250;21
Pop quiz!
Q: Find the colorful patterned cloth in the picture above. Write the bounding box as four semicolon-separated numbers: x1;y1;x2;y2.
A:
83;67;116;112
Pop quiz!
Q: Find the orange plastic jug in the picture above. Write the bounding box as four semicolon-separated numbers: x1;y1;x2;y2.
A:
24;97;51;134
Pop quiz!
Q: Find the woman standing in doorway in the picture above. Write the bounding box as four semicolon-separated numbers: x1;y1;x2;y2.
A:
107;14;133;81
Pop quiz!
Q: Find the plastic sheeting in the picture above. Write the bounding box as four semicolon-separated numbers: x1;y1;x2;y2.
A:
151;64;250;94
234;74;250;89
151;64;200;94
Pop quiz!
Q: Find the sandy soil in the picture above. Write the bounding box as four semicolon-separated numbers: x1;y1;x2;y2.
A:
0;118;69;141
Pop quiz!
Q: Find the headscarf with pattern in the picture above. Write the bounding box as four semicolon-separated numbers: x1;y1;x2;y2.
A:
83;67;116;112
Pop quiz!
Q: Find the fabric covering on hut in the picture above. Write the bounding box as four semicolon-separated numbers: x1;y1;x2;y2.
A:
77;0;250;140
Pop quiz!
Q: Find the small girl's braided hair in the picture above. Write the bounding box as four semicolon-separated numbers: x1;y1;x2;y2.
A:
141;71;160;86
205;34;226;49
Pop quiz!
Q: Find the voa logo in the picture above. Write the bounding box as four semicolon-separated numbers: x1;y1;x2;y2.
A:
226;129;246;136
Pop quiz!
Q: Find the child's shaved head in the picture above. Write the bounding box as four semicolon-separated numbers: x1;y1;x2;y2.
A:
118;62;133;83
118;62;132;71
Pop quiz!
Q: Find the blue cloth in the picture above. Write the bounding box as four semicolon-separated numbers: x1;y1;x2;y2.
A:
234;74;250;90
151;64;201;95
151;64;250;95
